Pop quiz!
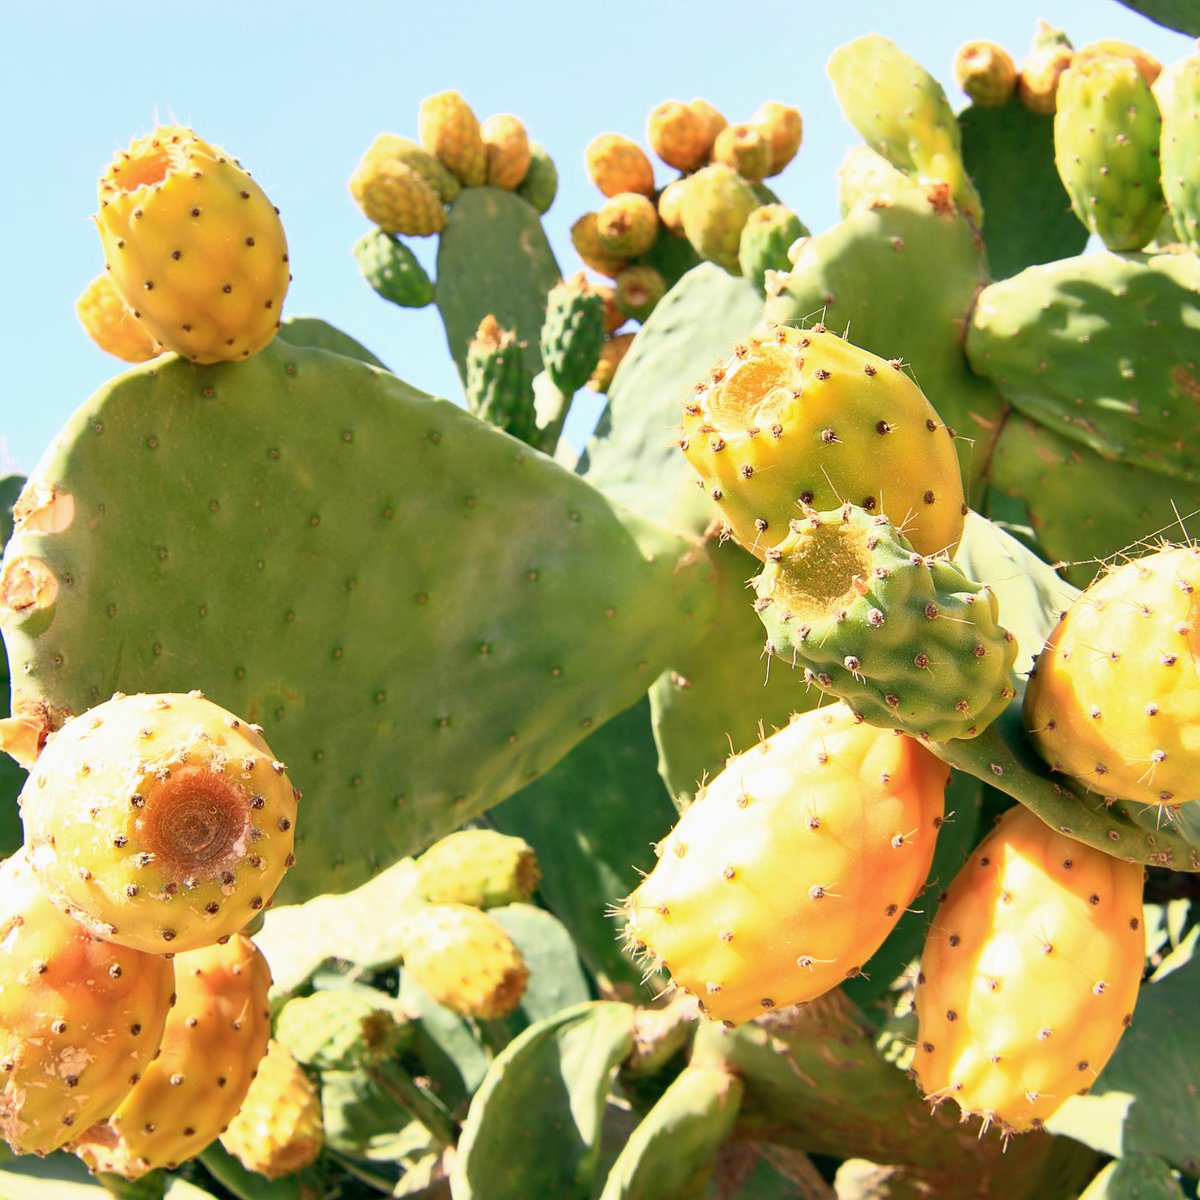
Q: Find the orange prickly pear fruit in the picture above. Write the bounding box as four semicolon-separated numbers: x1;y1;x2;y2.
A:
349;156;447;236
1024;543;1200;808
418;90;487;186
1018;21;1074;115
657;178;689;236
585;133;656;198
954;41;1019;107
587;331;636;392
678;323;965;560
687;98;728;158
75;272;163;363
913;803;1145;1134
623;702;948;1025
0;847;176;1157
72;933;273;1179
219;1039;323;1180
21;690;299;954
481;114;533;190
711;123;772;184
570;212;628;278
94;125;290;364
647;100;711;171
1073;39;1162;85
591;281;627;335
595;192;660;257
750;100;803;176
399;903;528;1019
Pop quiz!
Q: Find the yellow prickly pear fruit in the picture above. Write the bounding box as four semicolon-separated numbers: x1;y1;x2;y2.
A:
647;100;711;171
679;164;760;274
1018;21;1075;115
913;804;1145;1134
587;331;636;392
418;90;487;186
595;192;660;257
678;324;966;560
21;690;299;955
570;212;628;278
415;829;541;909
954;41;1019;107
750;100;803;176
0;847;176;1157
1073;39;1162;85
94;125;290;364
481;114;533;190
75;272;163;363
585;133;656;198
72;934;273;1179
1024;544;1200;808
623;702;948;1025
687;98;728;157
348;156;447;237
657;178;689;236
399;903;528;1019
219;1039;323;1180
356;133;461;203
711;122;772;184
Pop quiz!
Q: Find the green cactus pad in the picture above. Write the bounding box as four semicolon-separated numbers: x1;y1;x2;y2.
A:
353;229;435;309
1075;1157;1187;1200
1157;51;1200;255
0;335;717;904
966;249;1200;484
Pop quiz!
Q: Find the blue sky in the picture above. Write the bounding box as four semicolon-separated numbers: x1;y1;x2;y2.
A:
0;0;1191;474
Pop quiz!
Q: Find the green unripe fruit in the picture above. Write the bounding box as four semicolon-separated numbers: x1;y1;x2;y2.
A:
738;203;809;292
356;133;462;204
711;122;772;184
353;230;434;308
464;314;537;444
614;264;666;323
415;828;541;908
679;164;760;274
595;192;660;257
517;141;558;214
274;988;413;1072
752;504;1017;741
539;275;606;395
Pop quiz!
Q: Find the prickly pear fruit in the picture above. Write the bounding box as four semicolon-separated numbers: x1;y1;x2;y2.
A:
750;101;803;176
687;98;728;154
738;203;808;292
415;828;540;908
753;504;1017;741
614;264;666;323
463;315;537;443
1054;53;1165;251
1024;544;1200;808
585;133;655;198
570;212;628;278
399;903;529;1019
647;100;710;171
516;141;558;214
72;933;272;1178
657;179;689;236
219;1039;323;1179
94;125;289;364
352;229;434;308
354;133;462;203
538;274;606;395
1155;49;1200;255
953;41;1018;107
481;114;533;190
1018;21;1074;115
348;156;447;237
21;690;299;954
623;702;948;1025
75;273;163;363
913;803;1145;1134
0;847;175;1157
711;123;772;184
1073;39;1162;85
417;90;487;186
587;331;636;393
595;192;660;257
274;988;413;1071
677;324;965;560
678;164;761;274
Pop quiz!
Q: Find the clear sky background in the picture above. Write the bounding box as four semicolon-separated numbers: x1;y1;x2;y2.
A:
0;0;1192;475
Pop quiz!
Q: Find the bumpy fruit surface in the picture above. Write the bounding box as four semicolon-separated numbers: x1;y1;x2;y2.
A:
1018;22;1074;114
614;265;666;323
754;505;1017;740
1155;49;1200;255
1073;39;1161;85
595;192;659;257
624;702;948;1024
95;125;289;363
687;98;728;154
481;114;532;190
570;212;627;278
75;273;163;363
585;133;655;197
711;123;771;184
1024;544;1200;807
415;828;540;908
750;100;803;176
348;157;447;237
954;41;1018;107
464;314;537;443
539;275;606;395
353;229;434;308
72;934;273;1179
400;903;528;1019
274;987;413;1071
587;331;636;393
678;164;761;274
0;847;175;1157
21;690;299;953
219;1039;323;1179
355;133;461;203
647;100;710;171
738;203;809;292
516;141;558;214
417;90;487;186
913;803;1145;1133
678;324;965;560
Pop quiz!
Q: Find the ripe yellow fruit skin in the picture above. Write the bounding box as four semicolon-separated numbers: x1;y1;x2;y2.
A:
418;90;487;186
481;114;532;190
349;157;448;236
751;101;803;176
625;702;948;1025
647;100;710;172
75;273;162;363
913;803;1145;1134
95;125;289;364
585;133;656;198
